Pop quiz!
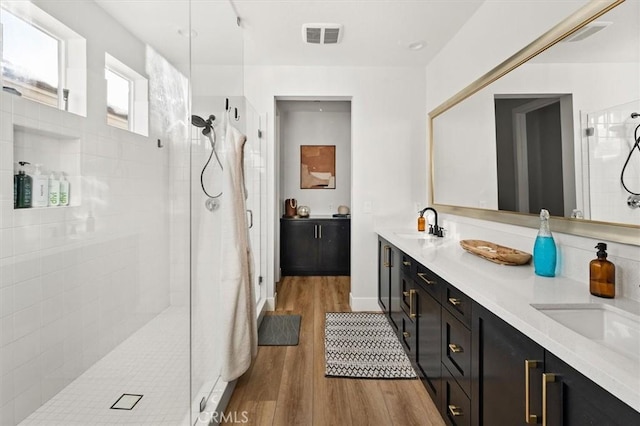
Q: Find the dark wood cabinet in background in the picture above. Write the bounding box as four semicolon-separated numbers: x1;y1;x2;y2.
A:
280;218;350;276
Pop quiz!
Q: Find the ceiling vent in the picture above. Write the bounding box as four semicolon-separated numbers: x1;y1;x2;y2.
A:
302;23;343;44
562;21;611;42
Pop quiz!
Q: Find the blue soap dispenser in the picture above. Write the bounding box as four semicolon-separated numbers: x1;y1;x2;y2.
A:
533;208;557;277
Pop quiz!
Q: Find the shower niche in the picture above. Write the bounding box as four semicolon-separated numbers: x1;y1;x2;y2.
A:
12;123;82;209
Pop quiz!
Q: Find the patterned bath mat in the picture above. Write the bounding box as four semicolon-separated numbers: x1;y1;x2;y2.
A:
324;312;417;379
258;314;301;346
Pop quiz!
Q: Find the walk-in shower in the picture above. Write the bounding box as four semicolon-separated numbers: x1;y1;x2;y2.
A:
1;1;265;425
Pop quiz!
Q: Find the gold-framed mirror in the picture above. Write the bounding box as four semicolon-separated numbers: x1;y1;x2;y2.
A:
429;0;640;245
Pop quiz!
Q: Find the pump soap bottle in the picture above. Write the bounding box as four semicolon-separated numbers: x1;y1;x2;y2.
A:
15;161;32;209
590;243;615;298
59;173;70;206
533;208;557;277
49;172;60;206
32;164;49;207
418;210;426;232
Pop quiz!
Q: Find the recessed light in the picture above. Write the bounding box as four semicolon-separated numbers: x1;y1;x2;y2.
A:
408;40;425;51
177;28;198;38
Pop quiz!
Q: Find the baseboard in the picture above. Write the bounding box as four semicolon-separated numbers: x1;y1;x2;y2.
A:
265;297;276;311
350;295;382;312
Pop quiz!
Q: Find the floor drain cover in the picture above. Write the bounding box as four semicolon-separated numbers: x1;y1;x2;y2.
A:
110;394;143;410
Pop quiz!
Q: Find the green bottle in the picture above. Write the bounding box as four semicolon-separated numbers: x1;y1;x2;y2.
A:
16;161;32;208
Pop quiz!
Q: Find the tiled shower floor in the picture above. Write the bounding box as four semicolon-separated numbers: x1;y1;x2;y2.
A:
19;307;190;426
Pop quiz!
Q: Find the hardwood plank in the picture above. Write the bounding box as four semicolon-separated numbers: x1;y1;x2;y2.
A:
378;379;445;426
223;276;445;426
271;277;314;425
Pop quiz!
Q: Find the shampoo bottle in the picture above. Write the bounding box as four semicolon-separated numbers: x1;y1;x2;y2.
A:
15;161;32;208
48;172;60;206
32;164;49;207
590;242;615;298
533;209;557;277
59;173;70;206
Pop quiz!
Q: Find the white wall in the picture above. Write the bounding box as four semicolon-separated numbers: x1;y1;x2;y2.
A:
279;100;351;216
425;0;640;301
0;2;189;424
245;66;426;310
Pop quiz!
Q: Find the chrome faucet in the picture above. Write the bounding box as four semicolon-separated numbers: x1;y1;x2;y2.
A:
419;207;443;237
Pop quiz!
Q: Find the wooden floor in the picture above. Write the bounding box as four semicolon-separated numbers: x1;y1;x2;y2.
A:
223;276;445;426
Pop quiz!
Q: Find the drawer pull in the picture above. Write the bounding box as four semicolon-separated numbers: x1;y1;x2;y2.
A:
448;297;462;306
417;272;436;285
409;289;416;318
403;331;410;338
542;373;556;426
448;343;463;353
525;360;540;424
383;245;391;267
402;261;411;266
448;404;463;417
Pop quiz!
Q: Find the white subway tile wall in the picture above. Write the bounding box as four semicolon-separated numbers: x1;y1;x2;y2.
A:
0;85;180;425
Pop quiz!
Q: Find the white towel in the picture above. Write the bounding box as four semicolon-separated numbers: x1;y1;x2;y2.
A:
219;113;257;382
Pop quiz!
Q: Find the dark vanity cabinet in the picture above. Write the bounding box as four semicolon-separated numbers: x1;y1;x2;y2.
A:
472;302;544;426
378;238;401;330
280;218;350;276
377;238;640;426
472;302;640;426
543;352;640;426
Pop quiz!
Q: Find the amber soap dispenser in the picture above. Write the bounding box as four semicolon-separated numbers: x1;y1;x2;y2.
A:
589;242;615;298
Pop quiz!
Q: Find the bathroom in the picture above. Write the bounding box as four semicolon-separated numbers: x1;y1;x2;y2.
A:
1;0;639;425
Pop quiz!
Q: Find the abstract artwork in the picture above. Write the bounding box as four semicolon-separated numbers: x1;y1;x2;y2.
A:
300;145;336;189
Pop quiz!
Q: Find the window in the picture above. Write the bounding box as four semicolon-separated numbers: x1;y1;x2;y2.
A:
1;9;59;107
105;53;149;136
105;68;131;130
0;2;87;116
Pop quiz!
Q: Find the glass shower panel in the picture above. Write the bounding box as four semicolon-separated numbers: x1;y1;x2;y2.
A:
583;99;640;226
189;1;248;423
0;1;191;425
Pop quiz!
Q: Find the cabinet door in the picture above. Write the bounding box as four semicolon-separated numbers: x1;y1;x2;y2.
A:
318;220;350;275
544;351;640;426
389;245;402;331
415;284;442;409
378;238;391;313
280;220;319;275
472;302;544;426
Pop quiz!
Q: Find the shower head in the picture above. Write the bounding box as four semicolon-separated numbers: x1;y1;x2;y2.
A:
191;114;216;135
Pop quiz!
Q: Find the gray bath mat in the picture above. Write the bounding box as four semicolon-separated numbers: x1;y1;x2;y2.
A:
258;314;301;346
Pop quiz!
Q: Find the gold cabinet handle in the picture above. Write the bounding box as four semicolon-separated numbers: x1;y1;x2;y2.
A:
403;291;410;297
402;260;411;266
409;289;416;318
448;297;462;306
448;343;463;353
525;360;539;424
448;404;463;417
542;373;556;426
417;272;435;285
403;331;410;338
383;245;391;267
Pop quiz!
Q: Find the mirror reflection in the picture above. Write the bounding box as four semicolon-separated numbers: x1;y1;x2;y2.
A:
432;0;640;228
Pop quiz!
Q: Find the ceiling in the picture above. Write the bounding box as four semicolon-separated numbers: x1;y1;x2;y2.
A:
95;0;485;69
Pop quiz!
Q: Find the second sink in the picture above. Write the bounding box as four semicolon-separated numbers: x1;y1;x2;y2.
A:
531;303;640;361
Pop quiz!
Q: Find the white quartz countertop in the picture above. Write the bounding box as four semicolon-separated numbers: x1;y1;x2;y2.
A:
377;228;640;412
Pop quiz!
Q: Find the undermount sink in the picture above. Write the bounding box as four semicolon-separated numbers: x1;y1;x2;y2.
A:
394;231;436;240
531;303;640;361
